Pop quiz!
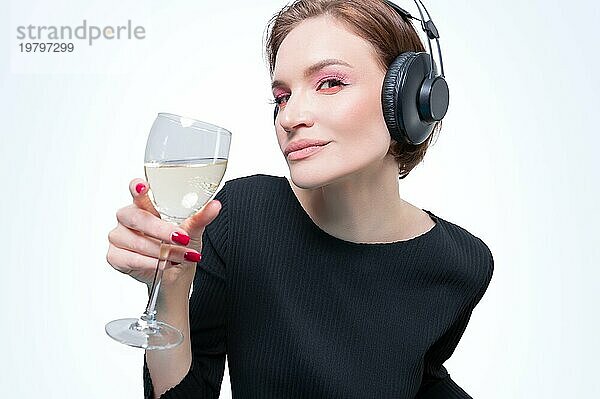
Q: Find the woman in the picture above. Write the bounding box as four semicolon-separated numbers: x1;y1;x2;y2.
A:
106;1;494;398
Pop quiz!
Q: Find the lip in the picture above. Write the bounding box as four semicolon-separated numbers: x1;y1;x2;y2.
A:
287;143;329;161
284;139;331;157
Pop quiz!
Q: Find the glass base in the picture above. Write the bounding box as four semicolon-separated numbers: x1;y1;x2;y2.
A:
105;318;183;350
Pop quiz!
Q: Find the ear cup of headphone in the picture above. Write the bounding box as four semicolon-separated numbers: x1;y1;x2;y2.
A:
382;52;416;144
382;51;444;146
418;74;449;123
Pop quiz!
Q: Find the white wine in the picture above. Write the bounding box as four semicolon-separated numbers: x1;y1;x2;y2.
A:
144;158;227;223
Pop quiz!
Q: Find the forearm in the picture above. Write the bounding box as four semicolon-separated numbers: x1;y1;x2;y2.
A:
145;284;193;399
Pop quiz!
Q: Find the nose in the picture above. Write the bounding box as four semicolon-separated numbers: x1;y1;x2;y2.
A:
277;92;314;133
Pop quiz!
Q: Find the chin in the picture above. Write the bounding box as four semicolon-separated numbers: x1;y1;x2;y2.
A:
289;163;349;190
288;168;329;190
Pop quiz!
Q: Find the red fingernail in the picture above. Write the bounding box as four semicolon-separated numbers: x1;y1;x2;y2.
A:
135;183;146;194
184;252;201;262
171;232;190;245
171;262;180;266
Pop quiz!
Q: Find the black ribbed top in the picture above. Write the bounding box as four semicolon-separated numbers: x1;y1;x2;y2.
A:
143;174;494;399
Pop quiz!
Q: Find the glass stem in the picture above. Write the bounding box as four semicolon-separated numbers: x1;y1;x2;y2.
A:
140;240;171;328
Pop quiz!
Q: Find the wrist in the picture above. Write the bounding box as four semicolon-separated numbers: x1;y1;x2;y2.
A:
146;263;195;294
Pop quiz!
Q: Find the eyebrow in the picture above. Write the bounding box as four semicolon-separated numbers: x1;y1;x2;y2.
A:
271;58;353;89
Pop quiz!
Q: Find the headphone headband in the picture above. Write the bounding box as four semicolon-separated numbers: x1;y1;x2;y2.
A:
383;0;445;79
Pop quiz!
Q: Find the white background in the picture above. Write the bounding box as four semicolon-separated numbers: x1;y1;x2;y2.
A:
1;0;598;397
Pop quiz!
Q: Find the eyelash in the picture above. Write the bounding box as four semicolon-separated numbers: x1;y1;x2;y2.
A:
269;76;349;106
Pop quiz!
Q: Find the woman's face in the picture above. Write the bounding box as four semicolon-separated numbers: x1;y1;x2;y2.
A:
272;15;394;188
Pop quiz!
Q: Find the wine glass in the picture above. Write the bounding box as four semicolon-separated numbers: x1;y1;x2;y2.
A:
105;112;232;350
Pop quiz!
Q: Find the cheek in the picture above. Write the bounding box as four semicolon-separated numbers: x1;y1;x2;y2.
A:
275;125;288;147
330;87;388;144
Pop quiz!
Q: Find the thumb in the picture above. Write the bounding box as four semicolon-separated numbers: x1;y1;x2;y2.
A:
179;199;222;243
129;178;160;218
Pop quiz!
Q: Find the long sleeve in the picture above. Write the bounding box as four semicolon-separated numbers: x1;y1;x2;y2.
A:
414;307;475;398
415;251;494;399
139;173;497;398
143;183;229;399
415;374;473;398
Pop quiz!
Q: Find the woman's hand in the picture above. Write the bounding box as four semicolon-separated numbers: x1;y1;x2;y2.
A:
106;178;222;291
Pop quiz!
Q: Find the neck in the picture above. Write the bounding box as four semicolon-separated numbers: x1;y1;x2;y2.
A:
288;160;415;244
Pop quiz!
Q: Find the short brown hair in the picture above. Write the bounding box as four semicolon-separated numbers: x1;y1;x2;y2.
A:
264;0;442;179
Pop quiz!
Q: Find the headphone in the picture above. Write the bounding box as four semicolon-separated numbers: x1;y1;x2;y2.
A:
274;0;449;146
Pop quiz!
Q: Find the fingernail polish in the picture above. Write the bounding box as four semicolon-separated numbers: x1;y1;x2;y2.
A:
171;262;180;266
184;252;201;262
136;183;146;194
171;232;190;245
